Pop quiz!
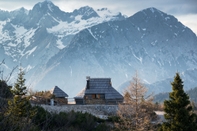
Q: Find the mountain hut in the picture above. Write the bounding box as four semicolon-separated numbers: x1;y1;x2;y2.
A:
50;86;69;105
74;77;123;104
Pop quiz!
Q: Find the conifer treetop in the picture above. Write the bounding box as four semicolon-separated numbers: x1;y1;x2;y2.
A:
12;67;27;96
159;73;197;131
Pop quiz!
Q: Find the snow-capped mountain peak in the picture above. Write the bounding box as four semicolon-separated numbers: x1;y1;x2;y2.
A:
73;6;99;20
0;1;127;74
96;7;126;20
32;0;62;16
11;7;29;15
146;7;161;13
41;7;197;96
136;7;177;23
34;0;62;15
1;4;196;97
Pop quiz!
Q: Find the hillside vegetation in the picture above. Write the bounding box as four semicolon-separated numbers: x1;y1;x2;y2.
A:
154;86;197;105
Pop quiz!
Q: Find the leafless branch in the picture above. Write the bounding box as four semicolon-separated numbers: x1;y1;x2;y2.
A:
5;65;18;82
0;59;5;66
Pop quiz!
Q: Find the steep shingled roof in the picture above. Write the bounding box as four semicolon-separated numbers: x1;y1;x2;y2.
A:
50;86;68;97
75;77;123;100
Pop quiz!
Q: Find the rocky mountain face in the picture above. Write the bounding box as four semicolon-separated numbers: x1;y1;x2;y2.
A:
0;1;125;89
39;7;197;96
0;1;197;97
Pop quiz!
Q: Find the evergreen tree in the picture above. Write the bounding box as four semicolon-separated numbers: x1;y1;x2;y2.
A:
11;68;27;96
159;73;197;131
5;68;35;123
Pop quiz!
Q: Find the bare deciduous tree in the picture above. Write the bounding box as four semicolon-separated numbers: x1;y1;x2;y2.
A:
115;72;157;131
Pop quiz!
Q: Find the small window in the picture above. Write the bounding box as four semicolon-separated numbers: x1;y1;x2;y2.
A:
85;96;88;99
96;94;100;99
92;94;96;99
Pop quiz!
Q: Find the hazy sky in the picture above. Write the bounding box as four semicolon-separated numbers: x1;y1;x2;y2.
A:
0;0;197;35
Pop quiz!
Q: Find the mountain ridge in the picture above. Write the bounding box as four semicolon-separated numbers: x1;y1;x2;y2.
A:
0;1;125;65
0;2;196;97
37;7;197;96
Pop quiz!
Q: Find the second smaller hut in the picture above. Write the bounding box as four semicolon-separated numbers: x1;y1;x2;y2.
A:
50;86;68;105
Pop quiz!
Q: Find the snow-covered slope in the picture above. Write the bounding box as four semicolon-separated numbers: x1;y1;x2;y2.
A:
0;1;126;83
0;3;197;97
35;7;197;96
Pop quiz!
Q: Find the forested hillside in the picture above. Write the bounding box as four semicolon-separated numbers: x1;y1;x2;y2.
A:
154;86;197;103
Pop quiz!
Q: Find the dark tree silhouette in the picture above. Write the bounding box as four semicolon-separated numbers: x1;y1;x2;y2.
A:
159;73;197;131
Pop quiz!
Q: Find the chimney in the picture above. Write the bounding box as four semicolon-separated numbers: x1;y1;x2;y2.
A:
86;76;90;80
86;76;90;89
